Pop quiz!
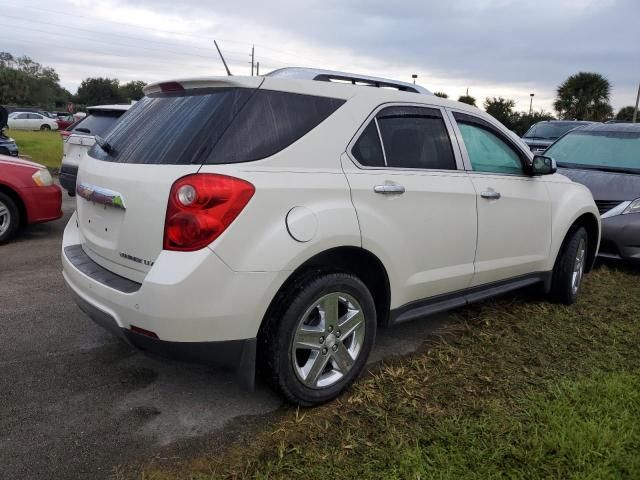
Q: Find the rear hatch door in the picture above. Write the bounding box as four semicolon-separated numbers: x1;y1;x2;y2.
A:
76;78;263;282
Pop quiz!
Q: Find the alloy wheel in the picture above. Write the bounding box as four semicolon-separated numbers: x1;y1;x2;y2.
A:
571;238;586;295
291;292;366;389
0;200;10;237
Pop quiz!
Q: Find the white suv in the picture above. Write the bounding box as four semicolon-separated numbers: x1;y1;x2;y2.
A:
62;68;600;405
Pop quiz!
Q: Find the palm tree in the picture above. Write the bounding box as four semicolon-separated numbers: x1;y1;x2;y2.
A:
553;72;613;121
433;91;448;98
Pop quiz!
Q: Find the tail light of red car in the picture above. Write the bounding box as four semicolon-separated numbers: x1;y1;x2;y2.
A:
163;173;255;252
60;130;71;141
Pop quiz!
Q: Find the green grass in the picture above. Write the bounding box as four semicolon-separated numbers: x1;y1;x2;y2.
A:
124;265;640;480
6;129;63;170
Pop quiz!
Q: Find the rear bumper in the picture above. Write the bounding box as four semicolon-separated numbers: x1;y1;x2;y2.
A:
69;287;257;388
599;214;640;262
22;184;63;224
61;212;287;383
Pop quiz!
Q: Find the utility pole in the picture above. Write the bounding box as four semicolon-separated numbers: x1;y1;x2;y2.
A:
256;62;260;76
529;93;535;114
412;74;418;85
249;45;255;76
633;82;640;123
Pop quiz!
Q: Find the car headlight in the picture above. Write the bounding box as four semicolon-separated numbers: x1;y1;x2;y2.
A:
622;198;640;215
32;168;53;187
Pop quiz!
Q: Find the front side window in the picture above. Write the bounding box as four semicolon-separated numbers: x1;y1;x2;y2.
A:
351;106;456;170
457;121;523;175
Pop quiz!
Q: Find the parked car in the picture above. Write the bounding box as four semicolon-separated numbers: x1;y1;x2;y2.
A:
7;112;59;131
55;113;77;131
0;107;19;157
59;105;131;195
0;154;62;244
61;68;600;405
522;120;594;153
544;123;640;262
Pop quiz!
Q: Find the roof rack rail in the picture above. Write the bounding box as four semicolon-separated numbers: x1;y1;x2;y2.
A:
266;67;431;95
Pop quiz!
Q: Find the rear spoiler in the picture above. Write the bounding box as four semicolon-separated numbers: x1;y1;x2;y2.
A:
144;77;264;95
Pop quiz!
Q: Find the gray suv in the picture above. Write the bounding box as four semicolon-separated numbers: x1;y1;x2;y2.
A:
522;120;594;153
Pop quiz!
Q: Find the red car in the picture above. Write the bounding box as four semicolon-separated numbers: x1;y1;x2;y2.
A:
56;113;77;131
0;155;63;244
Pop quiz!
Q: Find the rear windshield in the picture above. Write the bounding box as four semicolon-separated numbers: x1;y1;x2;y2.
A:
71;111;125;137
523;122;588;140
89;88;345;165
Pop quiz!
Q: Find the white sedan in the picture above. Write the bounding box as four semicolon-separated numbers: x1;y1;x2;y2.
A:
8;112;59;131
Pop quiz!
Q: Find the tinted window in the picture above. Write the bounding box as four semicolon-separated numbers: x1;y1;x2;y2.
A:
351;121;385;167
545;128;640;173
524;122;590;140
458;122;523;175
28;114;42;119
208;90;345;164
376;107;456;170
72;111;125;137
91;88;344;165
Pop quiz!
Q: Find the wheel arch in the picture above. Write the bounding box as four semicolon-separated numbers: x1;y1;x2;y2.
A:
259;246;391;338
0;183;26;227
569;212;600;273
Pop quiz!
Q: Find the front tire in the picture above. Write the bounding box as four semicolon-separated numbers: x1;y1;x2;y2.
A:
549;226;588;304
263;272;377;406
0;192;19;244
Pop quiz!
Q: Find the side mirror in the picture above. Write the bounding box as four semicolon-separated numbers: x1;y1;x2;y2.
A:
531;155;557;175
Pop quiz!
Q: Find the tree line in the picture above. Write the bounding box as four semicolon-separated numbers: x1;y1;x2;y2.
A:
0;52;145;111
434;72;636;135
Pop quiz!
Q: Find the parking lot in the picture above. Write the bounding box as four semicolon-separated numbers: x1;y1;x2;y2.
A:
0;187;449;479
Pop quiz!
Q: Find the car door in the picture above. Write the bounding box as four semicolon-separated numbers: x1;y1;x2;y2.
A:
447;110;551;286
342;104;477;311
30;113;45;129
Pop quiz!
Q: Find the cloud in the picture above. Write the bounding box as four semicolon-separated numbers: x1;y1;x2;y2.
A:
2;0;638;111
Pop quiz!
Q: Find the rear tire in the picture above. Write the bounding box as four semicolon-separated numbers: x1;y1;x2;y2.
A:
0;192;19;244
40;124;51;131
262;272;376;406
549;226;588;305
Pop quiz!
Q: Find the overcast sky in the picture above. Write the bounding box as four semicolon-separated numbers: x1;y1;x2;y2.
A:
1;0;638;113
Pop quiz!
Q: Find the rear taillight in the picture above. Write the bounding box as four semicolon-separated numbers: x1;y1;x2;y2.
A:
163;173;255;251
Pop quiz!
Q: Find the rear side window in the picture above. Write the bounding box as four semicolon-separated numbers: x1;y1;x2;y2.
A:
209;90;345;164
72;111;124;137
351;106;456;170
90;88;344;165
351;122;385;167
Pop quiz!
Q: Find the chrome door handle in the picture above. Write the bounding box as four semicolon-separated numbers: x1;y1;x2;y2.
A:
481;190;501;200
374;184;406;195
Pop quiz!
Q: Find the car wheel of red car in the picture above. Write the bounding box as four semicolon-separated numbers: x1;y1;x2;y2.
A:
0;192;19;244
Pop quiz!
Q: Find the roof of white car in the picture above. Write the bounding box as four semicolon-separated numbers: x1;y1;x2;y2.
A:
143;72;506;134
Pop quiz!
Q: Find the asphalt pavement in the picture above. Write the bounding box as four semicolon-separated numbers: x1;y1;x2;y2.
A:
0;185;448;479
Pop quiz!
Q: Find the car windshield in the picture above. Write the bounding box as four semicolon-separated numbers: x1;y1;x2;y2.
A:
546;129;640;173
524;123;586;140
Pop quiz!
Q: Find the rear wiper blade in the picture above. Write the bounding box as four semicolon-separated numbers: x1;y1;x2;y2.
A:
75;127;91;134
95;135;114;155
